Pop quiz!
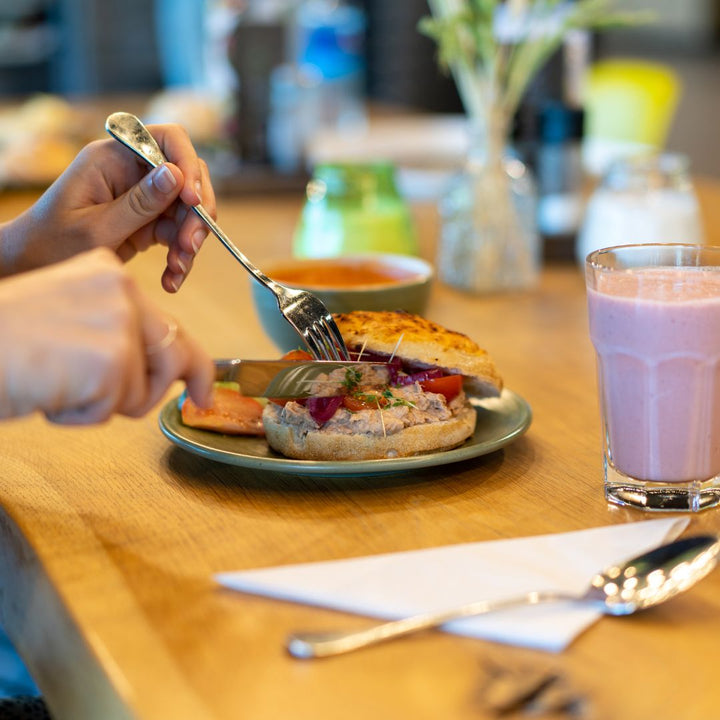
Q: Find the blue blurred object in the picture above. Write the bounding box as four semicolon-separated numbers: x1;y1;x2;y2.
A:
0;626;39;699
154;0;208;88
293;1;366;129
297;3;365;80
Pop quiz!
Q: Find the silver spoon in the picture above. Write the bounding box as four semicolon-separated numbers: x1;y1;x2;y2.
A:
287;534;719;659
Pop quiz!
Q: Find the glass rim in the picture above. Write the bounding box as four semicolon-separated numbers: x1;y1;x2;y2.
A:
586;243;720;271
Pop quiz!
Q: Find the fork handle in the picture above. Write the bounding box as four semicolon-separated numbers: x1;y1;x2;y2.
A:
190;203;277;293
105;112;280;298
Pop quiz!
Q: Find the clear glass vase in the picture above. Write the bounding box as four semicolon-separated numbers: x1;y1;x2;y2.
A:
437;115;540;293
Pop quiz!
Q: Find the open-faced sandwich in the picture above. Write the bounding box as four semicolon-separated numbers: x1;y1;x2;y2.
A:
262;310;503;461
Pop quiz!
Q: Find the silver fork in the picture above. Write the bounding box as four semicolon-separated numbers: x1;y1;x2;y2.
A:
105;112;349;361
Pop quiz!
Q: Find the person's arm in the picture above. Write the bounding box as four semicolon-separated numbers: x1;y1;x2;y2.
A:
0;248;212;423
0;123;217;293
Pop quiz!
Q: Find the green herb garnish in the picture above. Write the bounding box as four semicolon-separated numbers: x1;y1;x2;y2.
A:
342;367;363;392
381;388;417;409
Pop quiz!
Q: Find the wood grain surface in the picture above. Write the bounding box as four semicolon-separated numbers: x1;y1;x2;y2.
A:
1;182;720;720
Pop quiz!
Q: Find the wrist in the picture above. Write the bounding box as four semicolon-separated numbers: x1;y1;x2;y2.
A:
0;212;31;278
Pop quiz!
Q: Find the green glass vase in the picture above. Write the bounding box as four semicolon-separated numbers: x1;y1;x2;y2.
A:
293;162;418;257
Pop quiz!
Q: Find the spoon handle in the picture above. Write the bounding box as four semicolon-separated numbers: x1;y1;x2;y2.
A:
286;590;571;659
287;533;720;659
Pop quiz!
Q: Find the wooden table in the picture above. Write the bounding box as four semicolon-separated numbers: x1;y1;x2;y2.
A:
2;182;720;720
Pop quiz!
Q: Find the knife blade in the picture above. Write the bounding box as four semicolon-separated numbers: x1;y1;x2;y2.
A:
214;359;389;398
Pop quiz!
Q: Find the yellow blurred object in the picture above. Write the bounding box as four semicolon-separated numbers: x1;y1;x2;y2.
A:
0;94;94;188
582;60;681;175
0;134;78;188
143;89;226;145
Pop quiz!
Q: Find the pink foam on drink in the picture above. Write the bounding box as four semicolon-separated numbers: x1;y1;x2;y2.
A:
588;267;720;483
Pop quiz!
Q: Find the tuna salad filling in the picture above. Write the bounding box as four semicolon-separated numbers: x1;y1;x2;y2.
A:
267;361;468;437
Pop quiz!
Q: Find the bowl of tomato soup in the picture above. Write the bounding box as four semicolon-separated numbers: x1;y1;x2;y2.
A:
251;254;433;352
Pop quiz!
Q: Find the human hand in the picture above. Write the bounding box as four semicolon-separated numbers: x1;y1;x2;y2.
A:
2;123;217;292
0;247;213;424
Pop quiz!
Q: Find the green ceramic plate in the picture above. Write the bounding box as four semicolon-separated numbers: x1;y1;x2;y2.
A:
158;390;531;477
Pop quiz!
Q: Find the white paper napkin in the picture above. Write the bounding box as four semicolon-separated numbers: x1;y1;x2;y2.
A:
216;518;689;652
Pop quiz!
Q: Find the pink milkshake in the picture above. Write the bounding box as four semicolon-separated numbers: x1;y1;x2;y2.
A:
586;244;720;511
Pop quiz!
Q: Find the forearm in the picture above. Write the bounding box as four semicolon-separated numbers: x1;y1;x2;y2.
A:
0;277;32;418
0;209;46;278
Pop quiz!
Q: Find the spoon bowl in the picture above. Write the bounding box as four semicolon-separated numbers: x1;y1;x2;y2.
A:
287;534;720;659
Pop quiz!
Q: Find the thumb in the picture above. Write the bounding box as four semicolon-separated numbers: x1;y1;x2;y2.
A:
112;163;183;237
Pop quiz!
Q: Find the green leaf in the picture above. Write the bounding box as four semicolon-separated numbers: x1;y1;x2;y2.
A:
419;0;652;118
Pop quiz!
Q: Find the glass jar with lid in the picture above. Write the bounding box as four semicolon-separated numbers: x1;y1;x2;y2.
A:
293;162;418;257
576;152;704;264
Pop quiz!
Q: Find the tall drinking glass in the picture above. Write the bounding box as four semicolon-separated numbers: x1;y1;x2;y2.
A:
586;244;720;512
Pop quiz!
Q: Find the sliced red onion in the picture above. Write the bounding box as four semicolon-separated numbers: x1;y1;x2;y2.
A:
307;396;344;425
394;367;446;386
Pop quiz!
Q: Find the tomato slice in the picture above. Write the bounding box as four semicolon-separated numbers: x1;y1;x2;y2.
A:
342;393;388;412
281;349;313;361
181;386;265;435
268;398;290;407
419;374;463;402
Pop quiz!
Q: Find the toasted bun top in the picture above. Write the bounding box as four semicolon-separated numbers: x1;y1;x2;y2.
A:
333;310;503;397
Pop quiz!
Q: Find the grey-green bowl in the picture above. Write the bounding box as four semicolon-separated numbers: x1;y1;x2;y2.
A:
251;253;434;353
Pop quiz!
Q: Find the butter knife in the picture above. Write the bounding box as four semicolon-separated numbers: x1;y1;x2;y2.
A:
214;359;388;398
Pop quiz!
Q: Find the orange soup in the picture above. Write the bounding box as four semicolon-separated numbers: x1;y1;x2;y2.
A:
270;259;422;288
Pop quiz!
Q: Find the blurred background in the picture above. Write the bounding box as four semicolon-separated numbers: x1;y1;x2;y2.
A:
1;0;719;177
0;0;719;271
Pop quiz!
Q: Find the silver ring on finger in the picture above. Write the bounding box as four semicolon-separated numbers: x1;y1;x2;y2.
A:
147;317;178;355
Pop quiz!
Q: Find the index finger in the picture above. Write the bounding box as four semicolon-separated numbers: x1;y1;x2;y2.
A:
138;294;214;412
